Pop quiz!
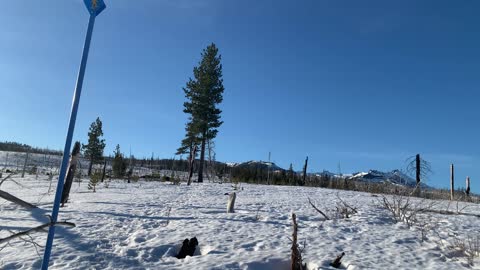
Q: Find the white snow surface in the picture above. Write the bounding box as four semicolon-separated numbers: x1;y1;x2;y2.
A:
1;175;480;269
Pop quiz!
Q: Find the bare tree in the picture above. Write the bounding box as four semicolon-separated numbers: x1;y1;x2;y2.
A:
302;156;308;185
406;154;432;192
450;164;454;200
466;176;471;197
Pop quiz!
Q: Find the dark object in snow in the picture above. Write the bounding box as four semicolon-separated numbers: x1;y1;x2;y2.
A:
330;252;345;268
176;237;198;259
61;142;81;206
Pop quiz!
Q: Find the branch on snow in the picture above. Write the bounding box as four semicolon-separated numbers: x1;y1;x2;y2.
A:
0;221;76;245
307;197;330;220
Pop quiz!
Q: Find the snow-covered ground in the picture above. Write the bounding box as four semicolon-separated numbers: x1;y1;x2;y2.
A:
1;174;479;269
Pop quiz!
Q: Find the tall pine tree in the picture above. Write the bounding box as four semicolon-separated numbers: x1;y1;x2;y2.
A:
182;43;224;183
82;117;106;176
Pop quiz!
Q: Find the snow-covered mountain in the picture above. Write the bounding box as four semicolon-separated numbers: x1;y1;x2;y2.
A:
229;160;284;171
348;169;423;187
312;170;336;177
311;169;426;188
226;159;425;188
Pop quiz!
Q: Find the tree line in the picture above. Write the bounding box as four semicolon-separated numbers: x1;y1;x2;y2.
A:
0;141;61;156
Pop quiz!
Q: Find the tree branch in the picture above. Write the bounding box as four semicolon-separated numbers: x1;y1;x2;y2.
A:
0;221;75;245
308;197;330;220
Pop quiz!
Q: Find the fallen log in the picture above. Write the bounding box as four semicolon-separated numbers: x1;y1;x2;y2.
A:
0;190;37;209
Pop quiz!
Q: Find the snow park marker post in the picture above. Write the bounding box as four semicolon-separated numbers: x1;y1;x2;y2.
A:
41;1;106;269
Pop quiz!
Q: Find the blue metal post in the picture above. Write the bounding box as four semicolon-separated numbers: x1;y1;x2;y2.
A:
41;14;96;270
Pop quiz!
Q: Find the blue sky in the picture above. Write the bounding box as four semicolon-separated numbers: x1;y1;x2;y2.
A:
1;0;479;191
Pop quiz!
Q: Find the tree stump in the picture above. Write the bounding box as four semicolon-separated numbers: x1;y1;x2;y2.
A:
227;192;236;213
291;213;306;270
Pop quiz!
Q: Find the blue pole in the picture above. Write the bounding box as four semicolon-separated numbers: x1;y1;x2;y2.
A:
41;14;96;270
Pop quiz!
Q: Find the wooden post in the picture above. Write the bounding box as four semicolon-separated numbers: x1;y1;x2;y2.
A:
466;176;471;196
21;151;30;178
227;192;236;213
450;164;454;200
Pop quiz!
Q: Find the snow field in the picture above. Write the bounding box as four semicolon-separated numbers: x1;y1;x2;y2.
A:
1;175;480;269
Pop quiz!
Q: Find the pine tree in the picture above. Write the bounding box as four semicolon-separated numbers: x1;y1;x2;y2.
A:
288;163;295;185
112;144;127;178
182;43;224;183
88;171;102;192
82;117;106;176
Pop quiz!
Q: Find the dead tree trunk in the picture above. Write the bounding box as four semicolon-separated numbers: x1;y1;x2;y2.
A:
101;159;107;182
227;192;236;213
302;156;308;185
187;145;197;186
21;151;29;178
466;176;471;196
450;164;454;200
61;142;81;206
88;159;93;176
197;135;206;183
291;213;305;270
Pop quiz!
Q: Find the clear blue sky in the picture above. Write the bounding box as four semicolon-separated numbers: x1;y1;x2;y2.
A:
1;0;479;191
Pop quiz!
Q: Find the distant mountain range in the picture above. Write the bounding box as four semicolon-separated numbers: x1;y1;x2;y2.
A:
227;160;284;171
228;160;424;188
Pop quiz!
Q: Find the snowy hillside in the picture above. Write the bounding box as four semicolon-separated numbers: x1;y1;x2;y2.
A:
232;160;284;172
1;175;479;269
348;170;423;187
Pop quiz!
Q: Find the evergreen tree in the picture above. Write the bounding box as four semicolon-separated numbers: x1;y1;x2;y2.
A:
181;43;224;183
88;172;102;192
112;144;127;178
288;163;295;185
82;117;106;176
